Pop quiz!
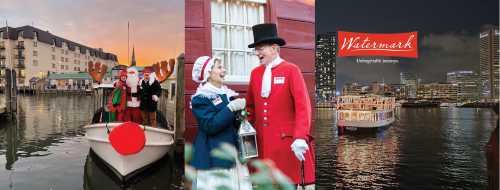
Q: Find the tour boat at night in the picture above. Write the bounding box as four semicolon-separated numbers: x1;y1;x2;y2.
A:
336;95;396;131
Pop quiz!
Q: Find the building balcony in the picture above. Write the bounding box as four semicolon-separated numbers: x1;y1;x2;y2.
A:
0;45;5;50
17;69;25;79
15;55;25;60
16;62;25;69
15;44;25;49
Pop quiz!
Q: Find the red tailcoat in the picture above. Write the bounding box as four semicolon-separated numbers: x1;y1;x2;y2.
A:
246;60;315;184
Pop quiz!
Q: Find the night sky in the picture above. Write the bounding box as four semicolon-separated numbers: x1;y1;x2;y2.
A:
316;0;499;91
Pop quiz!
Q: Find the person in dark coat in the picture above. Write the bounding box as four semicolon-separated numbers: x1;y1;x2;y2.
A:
139;67;161;127
189;56;251;190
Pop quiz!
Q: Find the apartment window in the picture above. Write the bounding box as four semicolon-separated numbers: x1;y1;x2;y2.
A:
65;65;68;70
19;69;25;78
52;63;56;69
52;55;56;60
65;58;68;62
65;50;68;55
33;60;38;66
211;0;265;83
61;65;64;69
33;50;38;56
33;41;37;47
61;57;64;62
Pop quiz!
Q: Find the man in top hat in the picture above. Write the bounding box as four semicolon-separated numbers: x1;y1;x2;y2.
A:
245;23;315;189
139;67;161;127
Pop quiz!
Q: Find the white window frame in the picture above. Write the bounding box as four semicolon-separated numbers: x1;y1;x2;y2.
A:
211;0;265;84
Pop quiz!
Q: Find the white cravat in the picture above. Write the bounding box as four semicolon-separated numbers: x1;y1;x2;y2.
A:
261;55;283;98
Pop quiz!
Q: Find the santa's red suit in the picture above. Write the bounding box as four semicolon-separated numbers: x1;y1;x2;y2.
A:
125;67;142;124
246;60;315;185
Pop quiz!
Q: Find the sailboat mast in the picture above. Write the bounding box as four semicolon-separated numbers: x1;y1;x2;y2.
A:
127;22;130;66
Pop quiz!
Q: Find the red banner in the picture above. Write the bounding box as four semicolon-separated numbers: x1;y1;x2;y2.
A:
337;31;418;58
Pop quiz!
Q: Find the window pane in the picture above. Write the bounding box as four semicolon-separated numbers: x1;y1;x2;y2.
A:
230;26;245;50
211;0;265;82
228;2;245;25
212;25;227;49
246;51;259;72
230;51;245;76
211;0;226;23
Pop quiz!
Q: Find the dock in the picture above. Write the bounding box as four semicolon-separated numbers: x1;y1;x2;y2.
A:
0;95;5;115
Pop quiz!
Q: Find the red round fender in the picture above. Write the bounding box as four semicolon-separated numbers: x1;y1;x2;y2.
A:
108;122;146;155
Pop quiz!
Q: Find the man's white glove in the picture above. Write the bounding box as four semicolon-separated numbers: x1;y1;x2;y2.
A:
152;95;159;102
227;98;246;112
291;139;309;161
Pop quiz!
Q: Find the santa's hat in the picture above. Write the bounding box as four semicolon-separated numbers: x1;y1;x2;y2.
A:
192;56;218;83
127;67;139;76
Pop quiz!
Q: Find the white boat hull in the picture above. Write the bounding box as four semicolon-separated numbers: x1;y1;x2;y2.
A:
337;117;395;129
84;123;174;179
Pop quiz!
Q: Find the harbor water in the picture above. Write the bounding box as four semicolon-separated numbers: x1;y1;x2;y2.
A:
0;95;183;190
315;107;498;189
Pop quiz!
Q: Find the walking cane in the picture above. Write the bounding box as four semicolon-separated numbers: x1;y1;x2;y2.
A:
300;160;305;190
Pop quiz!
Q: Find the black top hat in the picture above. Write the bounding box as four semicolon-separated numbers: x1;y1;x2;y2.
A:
248;23;286;48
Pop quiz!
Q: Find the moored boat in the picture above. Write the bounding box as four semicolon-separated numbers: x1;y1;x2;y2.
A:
84;83;175;181
336;95;396;131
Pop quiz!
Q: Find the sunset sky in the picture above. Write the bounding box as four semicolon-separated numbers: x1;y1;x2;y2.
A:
0;0;184;66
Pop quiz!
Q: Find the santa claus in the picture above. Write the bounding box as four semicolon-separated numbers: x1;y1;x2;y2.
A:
125;67;142;124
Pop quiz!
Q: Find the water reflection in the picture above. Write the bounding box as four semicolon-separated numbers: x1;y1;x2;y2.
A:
0;96;182;189
84;150;181;190
315;108;497;189
5;123;17;170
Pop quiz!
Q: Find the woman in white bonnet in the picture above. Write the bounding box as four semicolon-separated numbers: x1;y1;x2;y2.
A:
189;56;251;190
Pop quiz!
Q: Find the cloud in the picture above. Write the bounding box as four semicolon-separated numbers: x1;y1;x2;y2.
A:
0;0;184;66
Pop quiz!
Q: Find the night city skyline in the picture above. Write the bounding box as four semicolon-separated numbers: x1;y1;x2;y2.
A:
316;0;499;91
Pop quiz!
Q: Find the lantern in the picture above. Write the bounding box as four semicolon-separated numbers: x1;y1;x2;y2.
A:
238;111;258;159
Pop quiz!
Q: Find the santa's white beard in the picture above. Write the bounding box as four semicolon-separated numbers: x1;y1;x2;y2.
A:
126;75;140;107
126;75;139;93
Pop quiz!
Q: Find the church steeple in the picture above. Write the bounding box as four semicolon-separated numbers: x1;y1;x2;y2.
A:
130;46;136;66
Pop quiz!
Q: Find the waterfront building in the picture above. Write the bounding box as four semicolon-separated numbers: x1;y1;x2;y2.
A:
342;82;363;95
0;25;118;88
479;25;499;101
316;33;336;102
446;70;480;102
417;83;458;101
400;72;417;98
